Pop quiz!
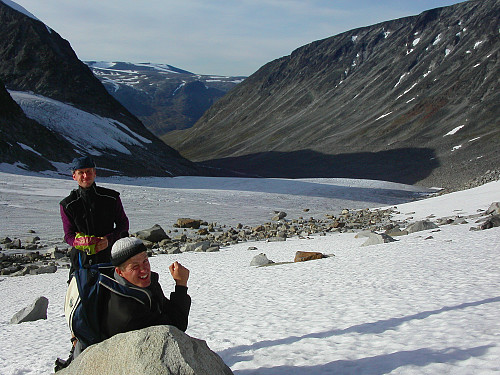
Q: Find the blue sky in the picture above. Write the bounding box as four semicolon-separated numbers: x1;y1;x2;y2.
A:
10;0;466;76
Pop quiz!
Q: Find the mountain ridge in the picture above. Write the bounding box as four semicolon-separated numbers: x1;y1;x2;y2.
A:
164;0;499;188
85;61;245;137
0;1;201;176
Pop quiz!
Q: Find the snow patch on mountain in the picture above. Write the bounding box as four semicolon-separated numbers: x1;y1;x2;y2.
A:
444;125;465;136
1;0;52;33
17;143;42;156
9;91;152;156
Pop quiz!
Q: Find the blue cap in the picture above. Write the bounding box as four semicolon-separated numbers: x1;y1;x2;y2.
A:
71;156;96;171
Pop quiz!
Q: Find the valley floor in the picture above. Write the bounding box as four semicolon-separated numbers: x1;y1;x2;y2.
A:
0;173;499;374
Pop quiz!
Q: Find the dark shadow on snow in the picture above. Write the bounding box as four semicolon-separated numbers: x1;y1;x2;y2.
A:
220;296;500;371
105;175;433;205
232;345;494;375
198;148;440;185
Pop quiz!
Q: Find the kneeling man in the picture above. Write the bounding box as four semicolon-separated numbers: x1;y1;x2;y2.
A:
101;237;191;338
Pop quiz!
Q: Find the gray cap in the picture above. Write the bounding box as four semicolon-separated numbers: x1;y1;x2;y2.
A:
111;237;147;266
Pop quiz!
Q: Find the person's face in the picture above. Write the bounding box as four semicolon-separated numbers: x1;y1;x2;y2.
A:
72;167;96;188
116;252;151;288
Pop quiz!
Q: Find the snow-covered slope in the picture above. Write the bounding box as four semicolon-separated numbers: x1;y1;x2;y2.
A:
0;174;499;374
9;91;153;157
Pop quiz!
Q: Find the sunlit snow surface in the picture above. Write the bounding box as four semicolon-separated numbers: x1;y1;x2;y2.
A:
8;91;152;157
0;171;499;375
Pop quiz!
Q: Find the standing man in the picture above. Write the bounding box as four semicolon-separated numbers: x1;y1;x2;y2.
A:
60;156;129;275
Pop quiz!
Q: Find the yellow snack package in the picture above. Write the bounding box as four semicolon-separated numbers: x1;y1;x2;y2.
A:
73;233;100;255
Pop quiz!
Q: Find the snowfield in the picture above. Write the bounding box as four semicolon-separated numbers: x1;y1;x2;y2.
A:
0;171;499;375
8;91;152;157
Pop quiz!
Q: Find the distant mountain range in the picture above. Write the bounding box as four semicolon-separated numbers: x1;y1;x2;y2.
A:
0;0;201;177
84;61;245;138
0;0;498;189
164;0;499;188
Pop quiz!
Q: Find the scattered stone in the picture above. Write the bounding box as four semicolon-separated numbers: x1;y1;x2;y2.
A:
58;325;233;375
247;246;258;251
10;296;49;324
486;202;500;215
175;218;203;229
24;236;40;244
181;241;210;252
0;237;12;244
4;238;22;249
10;266;33;277
3;196;498;276
250;253;274;266
361;232;396;247
133;224;169;243
33;265;57;275
169;247;182;254
461;170;500;190
480;215;500;230
158;239;172;247
1;265;21;275
331;221;346;229
384;228;408;237
173;234;188;242
272;211;287;221
194;241;212;252
405;220;439;233
294;251;324;262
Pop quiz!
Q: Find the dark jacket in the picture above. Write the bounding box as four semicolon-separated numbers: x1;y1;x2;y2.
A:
60;183;129;270
99;271;191;338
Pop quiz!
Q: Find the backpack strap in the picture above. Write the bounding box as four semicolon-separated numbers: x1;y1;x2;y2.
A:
99;273;152;307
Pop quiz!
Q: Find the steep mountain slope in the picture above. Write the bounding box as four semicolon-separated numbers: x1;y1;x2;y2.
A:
86;61;245;137
0;1;200;176
165;0;499;188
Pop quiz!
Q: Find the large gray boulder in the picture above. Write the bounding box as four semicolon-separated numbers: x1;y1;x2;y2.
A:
58;325;233;375
133;224;169;243
10;296;48;324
